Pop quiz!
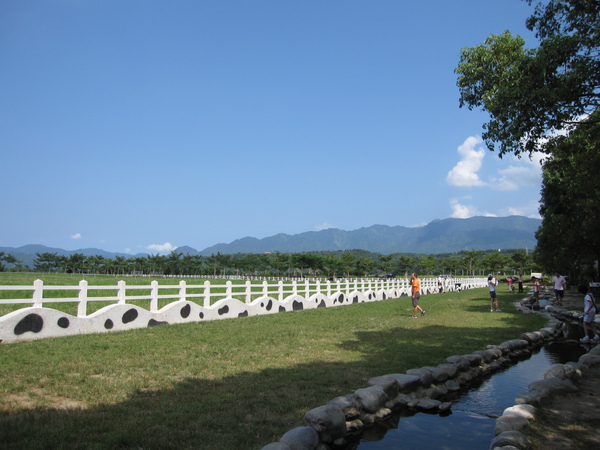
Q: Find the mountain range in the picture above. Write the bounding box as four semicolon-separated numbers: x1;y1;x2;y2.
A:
1;216;541;267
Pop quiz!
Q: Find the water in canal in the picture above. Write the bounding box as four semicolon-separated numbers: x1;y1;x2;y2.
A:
357;337;586;450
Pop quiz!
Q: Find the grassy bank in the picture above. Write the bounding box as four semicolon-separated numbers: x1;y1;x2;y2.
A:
0;285;545;449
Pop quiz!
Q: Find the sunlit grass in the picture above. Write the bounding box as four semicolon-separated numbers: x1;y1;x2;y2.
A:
0;286;545;449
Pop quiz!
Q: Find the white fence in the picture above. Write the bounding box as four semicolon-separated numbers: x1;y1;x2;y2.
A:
0;277;487;344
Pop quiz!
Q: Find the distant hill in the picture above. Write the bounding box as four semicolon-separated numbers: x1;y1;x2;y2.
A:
196;216;540;255
1;216;541;267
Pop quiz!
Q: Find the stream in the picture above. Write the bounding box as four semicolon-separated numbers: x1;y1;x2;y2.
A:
357;334;586;449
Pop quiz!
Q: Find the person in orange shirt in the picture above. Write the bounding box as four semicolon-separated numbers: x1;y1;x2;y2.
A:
411;272;425;318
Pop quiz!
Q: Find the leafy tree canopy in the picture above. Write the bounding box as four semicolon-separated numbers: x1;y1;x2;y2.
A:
456;0;599;158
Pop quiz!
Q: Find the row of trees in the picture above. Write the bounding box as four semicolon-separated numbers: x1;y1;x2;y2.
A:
28;249;536;278
456;0;600;280
0;252;18;272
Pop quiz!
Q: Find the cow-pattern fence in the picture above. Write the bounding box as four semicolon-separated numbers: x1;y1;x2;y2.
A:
0;277;487;343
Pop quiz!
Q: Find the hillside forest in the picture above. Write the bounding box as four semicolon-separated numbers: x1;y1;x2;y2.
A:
0;249;536;279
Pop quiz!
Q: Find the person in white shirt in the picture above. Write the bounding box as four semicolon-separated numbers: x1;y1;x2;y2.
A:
578;284;599;343
488;274;500;312
553;272;567;306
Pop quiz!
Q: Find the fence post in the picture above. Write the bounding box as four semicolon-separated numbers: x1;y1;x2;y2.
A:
179;280;187;302
262;280;268;298
305;278;310;298
32;279;43;308
77;280;88;317
118;280;126;305
150;280;158;312
245;281;252;304
226;280;232;298
278;280;284;301
203;280;211;307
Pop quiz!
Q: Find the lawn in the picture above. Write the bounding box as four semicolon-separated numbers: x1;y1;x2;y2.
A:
0;282;545;449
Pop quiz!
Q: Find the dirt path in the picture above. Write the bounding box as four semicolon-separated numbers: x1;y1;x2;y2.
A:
526;364;600;448
522;286;600;448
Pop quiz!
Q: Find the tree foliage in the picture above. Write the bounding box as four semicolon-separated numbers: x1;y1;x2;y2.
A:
456;0;600;280
19;248;534;279
456;0;600;158
535;111;600;277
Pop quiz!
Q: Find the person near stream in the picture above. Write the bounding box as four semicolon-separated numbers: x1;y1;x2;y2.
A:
578;284;600;343
553;271;567;306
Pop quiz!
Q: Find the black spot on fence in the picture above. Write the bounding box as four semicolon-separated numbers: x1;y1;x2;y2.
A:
122;309;138;324
148;319;168;327
382;293;387;300
292;301;304;311
238;311;249;317
317;300;326;308
57;317;70;329
279;306;286;312
266;299;273;311
353;295;359;303
180;304;191;318
199;312;205;319
14;314;43;335
338;294;344;303
218;305;229;315
104;319;114;329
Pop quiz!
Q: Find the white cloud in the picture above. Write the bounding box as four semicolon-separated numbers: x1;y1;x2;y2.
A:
506;201;542;219
146;242;177;253
71;233;82;240
449;198;496;219
315;223;335;231
446;136;487;187
489;153;544;191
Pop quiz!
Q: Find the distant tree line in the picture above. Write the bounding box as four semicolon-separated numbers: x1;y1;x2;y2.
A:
16;249;537;278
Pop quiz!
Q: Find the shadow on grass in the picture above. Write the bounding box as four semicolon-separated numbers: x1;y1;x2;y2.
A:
0;320;538;450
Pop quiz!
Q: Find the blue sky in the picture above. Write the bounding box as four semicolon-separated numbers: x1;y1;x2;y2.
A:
1;0;544;254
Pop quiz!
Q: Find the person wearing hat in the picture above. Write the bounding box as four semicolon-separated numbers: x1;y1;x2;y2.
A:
488;274;500;312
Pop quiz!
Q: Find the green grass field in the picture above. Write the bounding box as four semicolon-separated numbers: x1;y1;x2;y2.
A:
0;275;545;449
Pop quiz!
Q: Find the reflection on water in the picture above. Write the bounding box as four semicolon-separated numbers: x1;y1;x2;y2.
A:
358;341;586;450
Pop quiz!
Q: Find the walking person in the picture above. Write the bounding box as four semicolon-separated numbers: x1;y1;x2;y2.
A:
578;283;600;343
489;274;500;311
410;272;425;318
553;271;567;306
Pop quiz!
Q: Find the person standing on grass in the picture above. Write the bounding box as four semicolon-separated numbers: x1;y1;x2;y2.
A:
508;277;514;294
518;275;524;293
488;274;500;312
578;284;600;343
411;272;425;318
553;271;567;306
